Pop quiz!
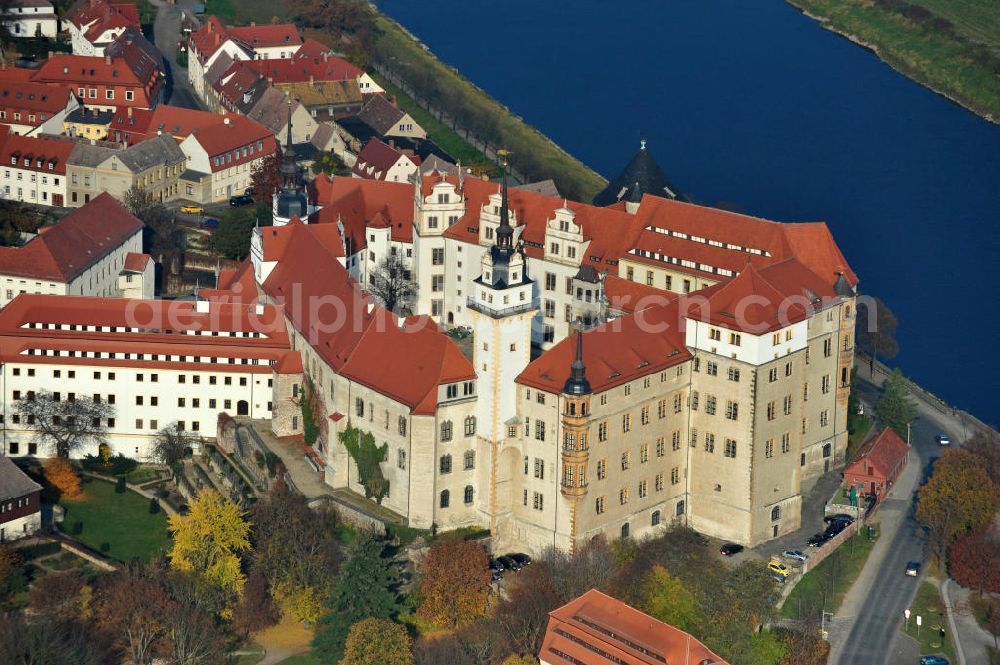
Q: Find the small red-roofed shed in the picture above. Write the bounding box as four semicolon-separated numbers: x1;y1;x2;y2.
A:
843;427;909;500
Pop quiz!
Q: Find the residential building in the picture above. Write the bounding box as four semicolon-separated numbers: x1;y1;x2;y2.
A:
2;0;59;39
67;133;186;206
63;106;114;140
0;132;74;206
351;138;418;183
31;51;163;111
246;39;383;94
539;589;729;665
355;94;426;140
246;87;318;145
274;79;362;123
64;0;140;56
842;427;909;501
178;114;276;202
0;294;299;459
0;456;42;542
108;104;222;145
117;251;152;298
0;76;79;136
0;193;143;306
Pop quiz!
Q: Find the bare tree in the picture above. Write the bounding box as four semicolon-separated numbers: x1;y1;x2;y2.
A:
0;614;107;665
153;422;190;467
95;565;176;665
123;185;158;219
855;296;899;376
367;254;417;315
14;391;116;458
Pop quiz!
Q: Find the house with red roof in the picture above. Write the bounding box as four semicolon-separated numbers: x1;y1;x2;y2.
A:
0;132;76;207
178;113;276;203
352;138;418;183
540;590;729;665
0;73;80;136
64;0;141;56
31;51;163;111
0;193;143;306
2;0;59;40
246;40;383;94
108;104;225;145
843;427;909;501
118;251;153;299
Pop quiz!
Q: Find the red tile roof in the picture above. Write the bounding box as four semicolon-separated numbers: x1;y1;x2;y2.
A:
228;23;302;50
245;48;362;84
188;16;235;63
518;296;691;395
31;52;160;108
201;258;259;304
122;252;150;272
540;590;729;665
259;221;474;414
352;138;414;181
66;0;139;41
0;193;141;281
0;76;73;126
310;174;415;246
184;114;276;173
0;132;77;176
845;427;909;480
109;104;224;143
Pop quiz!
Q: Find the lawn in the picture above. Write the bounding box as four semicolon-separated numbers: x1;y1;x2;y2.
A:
206;0;289;25
60;477;171;563
901;581;956;663
786;0;1000;120
781;530;879;619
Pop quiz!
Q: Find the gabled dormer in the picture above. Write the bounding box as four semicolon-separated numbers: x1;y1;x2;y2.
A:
544;204;587;266
414;178;465;237
478;188;519;247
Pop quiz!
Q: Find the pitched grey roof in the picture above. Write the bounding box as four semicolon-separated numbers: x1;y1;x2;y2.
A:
204;52;235;90
0;456;42;502
516;179;560;198
356;94;405;136
67;142;118;168
117;134;185;172
593;142;684;207
247;86;293;134
310;122;335;150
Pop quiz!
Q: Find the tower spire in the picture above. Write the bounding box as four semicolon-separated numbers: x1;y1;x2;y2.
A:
563;322;591;395
496;150;513;251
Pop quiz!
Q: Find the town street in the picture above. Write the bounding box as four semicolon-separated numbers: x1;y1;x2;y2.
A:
830;366;970;665
149;0;203;109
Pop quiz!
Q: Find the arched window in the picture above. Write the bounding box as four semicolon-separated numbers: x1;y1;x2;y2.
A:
464;485;474;504
463;450;475;470
676;500;685;516
771;506;781;522
651;510;661;527
440;490;450;508
620;522;630;539
439;454;452;474
464;416;476;436
440;420;453;442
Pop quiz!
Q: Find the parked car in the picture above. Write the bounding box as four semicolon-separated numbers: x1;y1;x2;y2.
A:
782;549;808;562
767;561;792;579
496;555;520;572
920;656;949;665
201;217;220;229
824;513;854;524
720;543;744;557
807;533;831;548
180;205;204;215
230;194;254;207
935;433;951;446
488;559;504;583
825;521;849;536
509;553;532;568
244;186;255;196
770;574;786;584
905;561;921;577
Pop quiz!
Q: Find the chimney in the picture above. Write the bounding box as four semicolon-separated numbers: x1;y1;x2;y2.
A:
105;55;112;66
250;22;256;27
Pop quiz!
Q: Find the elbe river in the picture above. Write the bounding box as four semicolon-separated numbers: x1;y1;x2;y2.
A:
377;0;1000;422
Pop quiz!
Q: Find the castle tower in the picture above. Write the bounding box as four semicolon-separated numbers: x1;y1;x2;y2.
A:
468;161;537;527
560;327;592;552
272;97;307;227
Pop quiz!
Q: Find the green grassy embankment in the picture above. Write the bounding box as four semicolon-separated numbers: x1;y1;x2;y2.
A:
781;531;879;619
901;580;957;662
787;0;1000;122
206;0;290;25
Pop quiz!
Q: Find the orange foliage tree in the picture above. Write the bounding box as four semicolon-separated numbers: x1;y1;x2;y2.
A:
417;539;491;630
44;457;82;500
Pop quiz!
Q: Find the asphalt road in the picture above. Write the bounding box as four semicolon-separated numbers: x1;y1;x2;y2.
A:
151;0;204;110
834;370;959;665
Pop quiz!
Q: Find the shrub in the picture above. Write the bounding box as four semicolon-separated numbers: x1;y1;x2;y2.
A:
99;542;110;553
43;457;82;500
157;488;170;499
115;477;126;494
71;521;83;535
15;541;61;561
81;454;138;476
149;498;161;515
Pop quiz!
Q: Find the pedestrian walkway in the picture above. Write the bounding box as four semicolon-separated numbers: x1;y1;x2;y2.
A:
943;579;993;665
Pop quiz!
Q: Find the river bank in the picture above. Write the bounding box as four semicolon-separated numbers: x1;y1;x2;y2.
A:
786;0;999;124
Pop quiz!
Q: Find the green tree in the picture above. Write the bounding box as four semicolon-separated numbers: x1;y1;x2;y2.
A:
312;533;400;663
638;565;703;633
875;370;917;440
341;617;414;665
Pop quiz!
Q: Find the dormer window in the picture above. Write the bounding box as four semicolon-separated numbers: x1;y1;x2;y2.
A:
550;243;559;255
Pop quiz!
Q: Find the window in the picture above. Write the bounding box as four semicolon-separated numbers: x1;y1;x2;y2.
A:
640;406;649;425
821;374;831;394
431;248;444;265
355;398;364;417
823;338;832;357
771;506;781;521
782;433;791;453
765;439;774;458
621;413;631;433
638;480;647;498
598;421;607;442
676;500;685;516
620;451;631;471
823;442;832;458
691;391;699;411
532;492;544;511
706;361;718;376
398;449;407;469
728;367;740;382
769;367;778;382
704;433;715;453
619;487;630;505
125;90;134;101
705;395;716;415
656;438;665;457
651;510;661;526
729;332;741;346
639;443;648;463
671;467;680;484
439;454;452;474
709;328;721;341
440;490;450;508
597;459;606;480
724;439;737;458
595;496;606;514
464;450;475;470
464;486;474;504
534;419;545;441
766;401;776;421
783;395;793;415
725;401;739;420
544;273;556;291
464;416;476;436
534;458;544;479
820;410;829;427
673;394;683;413
440;421;453;441
658;399;667;418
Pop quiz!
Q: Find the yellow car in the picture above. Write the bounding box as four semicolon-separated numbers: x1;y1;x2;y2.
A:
180;205;204;215
768;561;792;578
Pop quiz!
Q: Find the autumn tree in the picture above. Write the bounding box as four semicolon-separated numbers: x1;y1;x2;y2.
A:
540;536;618;602
43;456;83;499
964;428;1000;479
312;533;400;663
152;422;190;467
916;448;1000;563
250;147;282;206
494;561;562;656
29;570;90;622
417;539;491;630
95;565;177;665
341;617;414;665
250;482;341;623
949;526;1000;593
0;614;107;665
855;296;899;375
367;254;418;315
0;544;26;607
974;596;1000;649
233;570;280;638
638;565;703;633
14;390;116;458
875;371;917;440
500;656;539;665
123;185;158;218
168;490;251;596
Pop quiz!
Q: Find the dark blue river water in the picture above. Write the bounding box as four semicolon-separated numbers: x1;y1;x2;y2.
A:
377;0;1000;421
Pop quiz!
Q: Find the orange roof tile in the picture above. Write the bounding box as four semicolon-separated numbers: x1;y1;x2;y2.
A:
845;427;909;479
122;252;150;272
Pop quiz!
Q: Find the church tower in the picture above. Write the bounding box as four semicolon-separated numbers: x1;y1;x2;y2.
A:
272;97;308;227
468;160;537;525
559;327;592;552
